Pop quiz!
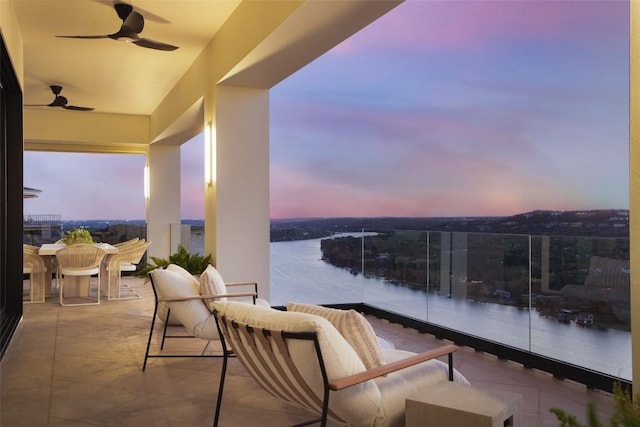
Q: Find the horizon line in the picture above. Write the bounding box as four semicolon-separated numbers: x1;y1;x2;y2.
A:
50;208;630;223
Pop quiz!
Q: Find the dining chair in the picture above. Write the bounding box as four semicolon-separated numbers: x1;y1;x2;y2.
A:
113;237;140;248
23;244;47;303
56;244;106;306
103;239;150;300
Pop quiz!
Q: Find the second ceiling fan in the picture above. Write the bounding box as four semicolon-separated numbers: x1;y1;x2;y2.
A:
25;85;94;111
56;2;179;51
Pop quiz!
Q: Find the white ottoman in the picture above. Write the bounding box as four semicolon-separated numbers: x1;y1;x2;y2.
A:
406;381;522;427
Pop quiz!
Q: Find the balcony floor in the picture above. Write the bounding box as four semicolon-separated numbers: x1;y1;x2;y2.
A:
3;277;615;426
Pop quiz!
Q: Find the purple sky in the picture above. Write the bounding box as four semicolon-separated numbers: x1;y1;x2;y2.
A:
24;0;630;221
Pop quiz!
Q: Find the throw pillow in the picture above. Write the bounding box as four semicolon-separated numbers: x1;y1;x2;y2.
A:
200;264;227;307
286;302;385;370
166;263;200;293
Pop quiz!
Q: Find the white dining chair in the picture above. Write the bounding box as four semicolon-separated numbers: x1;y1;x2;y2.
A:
56;244;106;306
23;244;47;303
103;240;150;300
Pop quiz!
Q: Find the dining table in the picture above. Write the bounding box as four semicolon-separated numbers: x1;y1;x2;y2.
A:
38;242;118;256
38;243;119;296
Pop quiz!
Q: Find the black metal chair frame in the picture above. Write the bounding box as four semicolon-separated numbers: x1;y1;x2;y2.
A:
142;271;257;371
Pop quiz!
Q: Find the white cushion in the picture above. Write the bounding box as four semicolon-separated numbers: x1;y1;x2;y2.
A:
286;302;385;370
376;348;470;427
156;264;201;325
120;262;136;272
212;301;383;427
166;264;200;292
199;264;227;305
150;268;218;340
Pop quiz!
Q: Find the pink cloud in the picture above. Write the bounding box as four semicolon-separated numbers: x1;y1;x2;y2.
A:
333;0;627;54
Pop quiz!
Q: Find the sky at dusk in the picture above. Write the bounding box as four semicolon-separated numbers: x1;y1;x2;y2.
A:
24;0;630;221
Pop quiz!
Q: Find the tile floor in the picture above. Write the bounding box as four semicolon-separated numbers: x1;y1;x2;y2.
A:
2;277;615;426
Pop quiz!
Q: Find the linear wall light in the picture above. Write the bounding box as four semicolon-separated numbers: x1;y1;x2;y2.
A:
144;165;150;200
204;121;216;186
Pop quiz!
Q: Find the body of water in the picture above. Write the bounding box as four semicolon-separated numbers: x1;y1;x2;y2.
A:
194;231;631;380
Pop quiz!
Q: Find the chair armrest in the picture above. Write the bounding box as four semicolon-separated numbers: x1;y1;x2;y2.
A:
225;281;258;287
158;291;257;303
329;344;459;391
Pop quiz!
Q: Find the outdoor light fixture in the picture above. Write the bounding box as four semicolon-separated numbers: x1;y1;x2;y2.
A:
144;165;150;200
204;121;216;185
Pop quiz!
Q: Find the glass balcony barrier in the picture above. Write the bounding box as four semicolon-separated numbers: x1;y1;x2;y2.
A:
270;230;631;383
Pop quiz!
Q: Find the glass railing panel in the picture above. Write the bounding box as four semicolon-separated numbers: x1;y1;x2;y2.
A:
528;235;631;380
23;218;147;246
360;230;431;320
268;227;631;380
433;232;533;350
360;231;533;350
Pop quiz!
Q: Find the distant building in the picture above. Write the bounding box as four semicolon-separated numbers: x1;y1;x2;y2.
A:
22;187;41;199
23;187;62;245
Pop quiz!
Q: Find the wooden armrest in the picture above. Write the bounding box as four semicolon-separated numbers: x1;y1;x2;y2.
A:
158;291;257;303
329;344;459;391
225;281;258;287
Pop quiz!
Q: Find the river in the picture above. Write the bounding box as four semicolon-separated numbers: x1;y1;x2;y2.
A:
192;231;631;380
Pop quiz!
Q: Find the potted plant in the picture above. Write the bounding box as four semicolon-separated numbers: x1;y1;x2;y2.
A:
550;383;640;426
61;228;94;245
135;244;211;277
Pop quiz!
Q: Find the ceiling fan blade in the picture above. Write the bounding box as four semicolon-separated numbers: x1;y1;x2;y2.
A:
56;2;178;51
63;105;95;112
121;11;144;35
133;38;178;51
56;35;111;40
114;2;134;20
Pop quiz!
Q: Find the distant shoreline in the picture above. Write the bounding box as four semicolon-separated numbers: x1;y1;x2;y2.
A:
51;209;630;242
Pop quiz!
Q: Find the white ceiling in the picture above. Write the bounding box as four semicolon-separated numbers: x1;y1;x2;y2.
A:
13;0;240;116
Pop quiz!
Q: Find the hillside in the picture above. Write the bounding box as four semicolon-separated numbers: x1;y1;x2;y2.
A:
270;209;629;242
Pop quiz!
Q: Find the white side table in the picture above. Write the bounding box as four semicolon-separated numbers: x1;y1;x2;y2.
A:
406;381;522;427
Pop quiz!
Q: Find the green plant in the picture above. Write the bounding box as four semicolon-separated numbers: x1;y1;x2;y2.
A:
62;228;94;245
136;244;211;276
550;383;640;427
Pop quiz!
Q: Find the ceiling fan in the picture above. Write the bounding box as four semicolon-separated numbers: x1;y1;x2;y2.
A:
25;85;94;112
56;2;179;51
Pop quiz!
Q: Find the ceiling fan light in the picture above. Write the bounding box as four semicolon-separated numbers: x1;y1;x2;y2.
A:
117;36;136;43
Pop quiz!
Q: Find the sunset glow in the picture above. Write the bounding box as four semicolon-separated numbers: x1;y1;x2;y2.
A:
23;1;629;221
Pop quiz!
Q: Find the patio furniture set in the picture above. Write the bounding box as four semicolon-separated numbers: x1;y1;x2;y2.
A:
22;238;150;306
143;262;523;426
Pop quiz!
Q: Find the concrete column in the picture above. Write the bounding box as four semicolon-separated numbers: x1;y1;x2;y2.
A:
147;144;181;259
205;85;270;299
